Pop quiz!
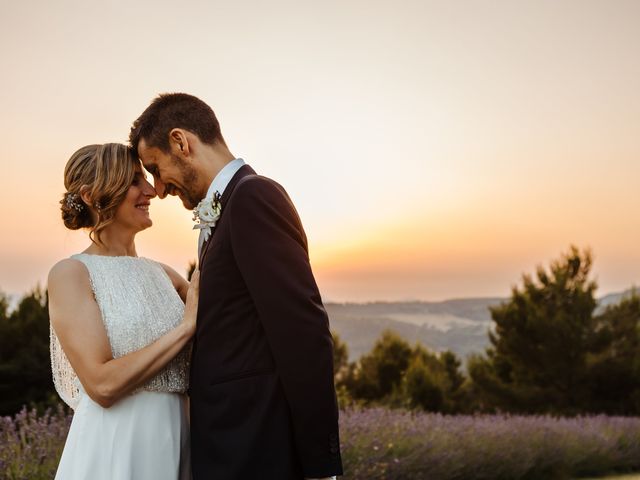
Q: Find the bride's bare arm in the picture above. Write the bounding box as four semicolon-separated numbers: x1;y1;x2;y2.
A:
48;259;199;409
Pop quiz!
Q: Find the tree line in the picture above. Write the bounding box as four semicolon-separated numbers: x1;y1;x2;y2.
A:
0;288;56;415
2;246;639;416
334;246;640;415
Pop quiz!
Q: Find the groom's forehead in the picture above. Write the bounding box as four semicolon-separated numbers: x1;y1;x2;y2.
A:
138;141;160;164
137;138;151;157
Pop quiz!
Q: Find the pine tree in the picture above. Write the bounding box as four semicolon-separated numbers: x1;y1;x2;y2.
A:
470;246;597;414
588;292;640;413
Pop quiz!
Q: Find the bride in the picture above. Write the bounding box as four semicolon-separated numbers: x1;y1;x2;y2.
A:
48;143;197;479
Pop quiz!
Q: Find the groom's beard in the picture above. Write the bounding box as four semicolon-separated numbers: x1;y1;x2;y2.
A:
170;153;201;210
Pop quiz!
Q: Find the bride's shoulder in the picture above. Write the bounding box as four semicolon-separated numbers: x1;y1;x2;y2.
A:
48;257;90;288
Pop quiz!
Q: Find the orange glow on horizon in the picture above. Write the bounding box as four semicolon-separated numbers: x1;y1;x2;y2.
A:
1;1;639;301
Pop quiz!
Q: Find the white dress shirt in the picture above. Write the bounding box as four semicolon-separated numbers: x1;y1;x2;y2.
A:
197;158;245;255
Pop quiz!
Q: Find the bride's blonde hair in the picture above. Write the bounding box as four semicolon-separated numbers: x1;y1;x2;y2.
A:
60;143;138;244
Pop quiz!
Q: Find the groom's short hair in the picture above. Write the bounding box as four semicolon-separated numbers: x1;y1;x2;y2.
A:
129;93;223;154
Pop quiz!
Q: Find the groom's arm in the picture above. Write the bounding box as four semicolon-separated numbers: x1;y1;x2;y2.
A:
229;176;343;478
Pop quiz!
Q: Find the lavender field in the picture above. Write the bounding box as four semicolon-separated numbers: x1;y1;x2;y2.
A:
340;409;640;479
2;406;640;480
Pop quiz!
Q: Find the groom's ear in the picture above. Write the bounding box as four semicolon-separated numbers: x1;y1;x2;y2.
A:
168;129;190;158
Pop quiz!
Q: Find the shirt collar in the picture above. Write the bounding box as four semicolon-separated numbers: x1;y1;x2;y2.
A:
205;158;245;200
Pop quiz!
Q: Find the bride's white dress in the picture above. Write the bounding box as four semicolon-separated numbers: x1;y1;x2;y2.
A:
50;254;191;480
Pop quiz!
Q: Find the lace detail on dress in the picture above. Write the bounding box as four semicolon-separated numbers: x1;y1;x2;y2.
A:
50;324;81;409
50;254;189;409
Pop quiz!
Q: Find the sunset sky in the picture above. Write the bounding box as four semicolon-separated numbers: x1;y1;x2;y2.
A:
1;0;639;302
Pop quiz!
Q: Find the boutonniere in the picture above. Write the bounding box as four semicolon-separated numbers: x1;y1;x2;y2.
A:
193;191;222;242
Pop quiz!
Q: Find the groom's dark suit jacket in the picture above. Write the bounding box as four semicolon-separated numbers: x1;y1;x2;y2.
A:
190;165;343;479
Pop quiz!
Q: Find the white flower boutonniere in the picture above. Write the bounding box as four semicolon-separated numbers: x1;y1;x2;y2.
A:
193;192;222;242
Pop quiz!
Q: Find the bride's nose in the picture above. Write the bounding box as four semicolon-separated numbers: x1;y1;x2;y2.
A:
143;178;157;198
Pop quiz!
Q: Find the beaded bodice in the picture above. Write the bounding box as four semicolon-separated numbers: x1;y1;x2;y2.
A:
50;254;189;409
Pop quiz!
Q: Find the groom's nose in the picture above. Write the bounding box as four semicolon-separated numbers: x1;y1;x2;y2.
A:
154;178;168;199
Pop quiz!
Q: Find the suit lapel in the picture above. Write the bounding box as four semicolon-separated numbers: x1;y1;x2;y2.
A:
199;164;256;264
219;164;256;209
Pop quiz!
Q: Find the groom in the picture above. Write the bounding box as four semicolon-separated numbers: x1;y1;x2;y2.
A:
129;93;343;480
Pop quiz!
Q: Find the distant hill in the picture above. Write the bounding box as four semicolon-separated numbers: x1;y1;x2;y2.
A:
596;288;638;312
326;298;503;361
327;290;639;361
3;287;637;362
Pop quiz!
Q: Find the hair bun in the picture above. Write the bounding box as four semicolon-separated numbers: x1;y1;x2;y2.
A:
60;192;92;230
61;143;136;243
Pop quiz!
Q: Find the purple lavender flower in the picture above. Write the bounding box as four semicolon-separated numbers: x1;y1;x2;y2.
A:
0;405;72;480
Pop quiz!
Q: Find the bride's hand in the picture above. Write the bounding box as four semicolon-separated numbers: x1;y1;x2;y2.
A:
182;267;200;335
